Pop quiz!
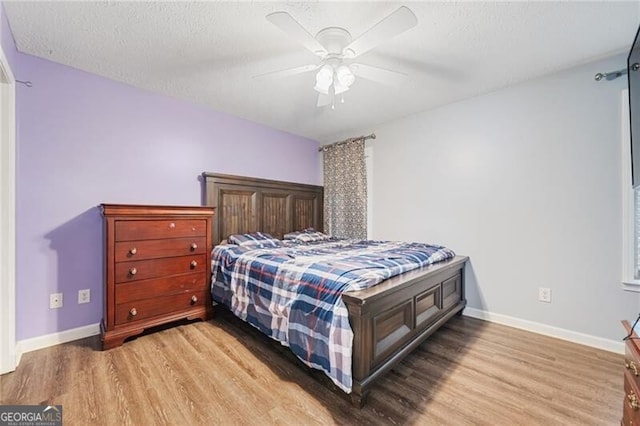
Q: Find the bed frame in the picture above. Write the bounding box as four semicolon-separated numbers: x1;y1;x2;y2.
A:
202;172;468;407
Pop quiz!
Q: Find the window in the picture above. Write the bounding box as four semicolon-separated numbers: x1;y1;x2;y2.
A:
623;88;640;290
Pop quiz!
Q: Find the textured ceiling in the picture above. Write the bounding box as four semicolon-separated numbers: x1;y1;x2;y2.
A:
4;1;640;142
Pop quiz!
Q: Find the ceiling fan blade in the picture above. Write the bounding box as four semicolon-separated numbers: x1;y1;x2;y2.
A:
317;93;331;107
350;63;407;86
343;6;417;58
253;64;319;80
266;12;328;57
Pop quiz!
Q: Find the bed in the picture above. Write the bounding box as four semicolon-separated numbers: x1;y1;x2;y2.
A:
202;172;468;407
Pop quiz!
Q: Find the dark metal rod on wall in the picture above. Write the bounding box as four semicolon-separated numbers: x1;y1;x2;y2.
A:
318;133;377;152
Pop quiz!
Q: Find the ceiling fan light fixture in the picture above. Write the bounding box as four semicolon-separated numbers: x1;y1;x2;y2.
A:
336;65;355;87
334;80;349;95
313;83;329;95
264;7;417;107
314;65;333;93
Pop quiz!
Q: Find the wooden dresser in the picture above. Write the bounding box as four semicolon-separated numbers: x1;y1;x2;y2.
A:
623;320;640;425
101;204;215;349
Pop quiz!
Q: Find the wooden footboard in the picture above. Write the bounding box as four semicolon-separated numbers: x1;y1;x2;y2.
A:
342;255;468;407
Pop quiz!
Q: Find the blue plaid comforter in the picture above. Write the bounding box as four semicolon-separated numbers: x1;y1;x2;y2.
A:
210;239;455;393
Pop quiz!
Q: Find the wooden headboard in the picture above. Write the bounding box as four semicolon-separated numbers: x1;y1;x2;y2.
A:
202;173;324;244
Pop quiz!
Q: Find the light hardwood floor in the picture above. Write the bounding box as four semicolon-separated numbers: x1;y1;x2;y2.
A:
0;312;623;425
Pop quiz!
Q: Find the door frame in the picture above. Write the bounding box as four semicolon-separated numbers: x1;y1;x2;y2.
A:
0;41;17;374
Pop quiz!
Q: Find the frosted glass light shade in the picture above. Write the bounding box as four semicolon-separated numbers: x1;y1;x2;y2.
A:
336;65;355;87
314;65;333;94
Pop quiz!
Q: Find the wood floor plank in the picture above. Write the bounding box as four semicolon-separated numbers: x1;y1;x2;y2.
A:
0;314;623;425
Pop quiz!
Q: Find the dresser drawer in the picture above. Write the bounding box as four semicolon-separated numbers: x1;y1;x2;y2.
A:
115;237;206;262
624;370;640;423
626;342;640;391
115;289;206;325
116;273;205;304
115;219;207;241
623;399;640;426
115;254;207;283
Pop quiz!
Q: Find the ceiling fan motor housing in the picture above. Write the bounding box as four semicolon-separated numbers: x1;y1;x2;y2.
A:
315;27;353;57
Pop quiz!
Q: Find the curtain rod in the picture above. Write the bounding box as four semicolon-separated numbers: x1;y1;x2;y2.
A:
318;133;376;152
594;67;628;81
595;63;640;81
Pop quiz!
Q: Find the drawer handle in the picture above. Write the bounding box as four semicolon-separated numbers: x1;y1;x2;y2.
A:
191;295;198;304
627;360;639;376
129;307;137;317
129;247;137;255
129;267;137;276
169;222;176;228
190;243;198;251
190;260;197;268
629;391;640;411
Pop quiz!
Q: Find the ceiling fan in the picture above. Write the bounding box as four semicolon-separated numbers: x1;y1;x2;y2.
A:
257;6;418;109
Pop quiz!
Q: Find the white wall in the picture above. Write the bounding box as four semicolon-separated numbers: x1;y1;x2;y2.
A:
362;53;639;343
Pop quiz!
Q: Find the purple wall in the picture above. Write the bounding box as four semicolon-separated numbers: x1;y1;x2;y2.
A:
10;51;321;340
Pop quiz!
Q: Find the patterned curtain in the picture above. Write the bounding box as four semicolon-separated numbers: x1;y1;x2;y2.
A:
323;138;367;239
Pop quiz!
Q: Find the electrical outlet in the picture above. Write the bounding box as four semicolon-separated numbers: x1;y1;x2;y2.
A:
50;292;63;309
78;289;90;304
538;287;551;303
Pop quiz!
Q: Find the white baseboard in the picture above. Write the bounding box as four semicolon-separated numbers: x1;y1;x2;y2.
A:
16;323;101;364
11;310;624;367
463;307;624;354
